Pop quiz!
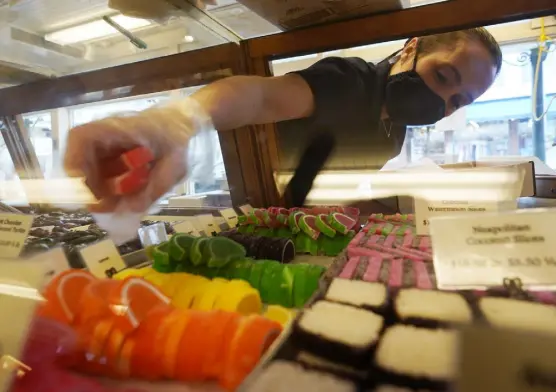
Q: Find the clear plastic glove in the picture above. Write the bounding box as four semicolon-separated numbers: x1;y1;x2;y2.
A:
63;97;214;242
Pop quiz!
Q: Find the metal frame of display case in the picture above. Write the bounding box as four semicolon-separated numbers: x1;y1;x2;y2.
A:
0;0;555;209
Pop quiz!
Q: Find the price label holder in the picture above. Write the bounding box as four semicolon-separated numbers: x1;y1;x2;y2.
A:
173;220;200;237
196;214;219;235
138;222;168;247
0;214;34;258
28;247;70;284
219;208;239;229
458;326;556;392
79;239;127;278
415;198;517;235
239;204;254;215
0;259;49;392
429;208;556;289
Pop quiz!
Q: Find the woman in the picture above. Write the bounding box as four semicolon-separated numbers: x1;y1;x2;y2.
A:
64;28;502;213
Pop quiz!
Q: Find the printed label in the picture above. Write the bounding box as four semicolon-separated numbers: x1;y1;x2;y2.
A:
415;198;517;235
138;222;168;247
172;221;200;237
0;259;49;392
196;214;219;235
430;209;556;288
0;214;33;258
28;247;70;284
219;208;239;228
459;326;556;392
79;239;127;278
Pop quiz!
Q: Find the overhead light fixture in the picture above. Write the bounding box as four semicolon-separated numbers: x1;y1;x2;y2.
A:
183;35;195;43
45;14;152;46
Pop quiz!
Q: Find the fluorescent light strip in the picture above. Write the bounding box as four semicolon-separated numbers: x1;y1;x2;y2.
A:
45;15;152;46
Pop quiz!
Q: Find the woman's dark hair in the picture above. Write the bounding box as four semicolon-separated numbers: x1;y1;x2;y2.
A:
415;28;503;75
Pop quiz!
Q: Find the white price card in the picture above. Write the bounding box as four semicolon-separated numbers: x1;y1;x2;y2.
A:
79;239;127;278
28;247;70;284
173;221;200;237
138;222;168;247
458;326;556;392
429;208;556;289
0;214;33;258
197;214;220;234
415;198;517;235
239;204;254;215
0;259;49;392
219;208;239;228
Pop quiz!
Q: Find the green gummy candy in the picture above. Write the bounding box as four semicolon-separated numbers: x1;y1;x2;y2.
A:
259;262;283;303
190;237;209;266
248;261;270;290
204;237;247;268
169;233;195;264
224;259;254;281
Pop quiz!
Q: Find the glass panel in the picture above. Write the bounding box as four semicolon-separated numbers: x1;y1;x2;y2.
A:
21;88;231;207
270;20;556;170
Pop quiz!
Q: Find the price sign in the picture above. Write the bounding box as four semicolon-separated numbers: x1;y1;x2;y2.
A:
239;204;254;215
0;214;33;258
415;198;517;235
28;247;70;284
196;214;219;235
0;259;49;392
459;326;556;392
79;239;127;278
172;221;200;237
138;222;168;247
430;208;556;289
219;208;239;228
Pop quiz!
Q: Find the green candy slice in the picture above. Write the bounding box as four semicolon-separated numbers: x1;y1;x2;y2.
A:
190;237;209;266
315;214;336;238
288;211;304;234
248;260;271;290
269;265;294;308
328;213;356;235
299;215;320;240
204;237;247;268
169;233;195;263
291;264;325;307
259;262;283;303
224;259;254;281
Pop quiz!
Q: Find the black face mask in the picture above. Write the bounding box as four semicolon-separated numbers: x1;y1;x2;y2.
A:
384;45;446;126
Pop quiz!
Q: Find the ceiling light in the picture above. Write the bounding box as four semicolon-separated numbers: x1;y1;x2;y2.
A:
183;35;195;43
45;15;152;46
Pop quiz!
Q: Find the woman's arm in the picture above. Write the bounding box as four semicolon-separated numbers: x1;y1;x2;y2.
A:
191;74;315;131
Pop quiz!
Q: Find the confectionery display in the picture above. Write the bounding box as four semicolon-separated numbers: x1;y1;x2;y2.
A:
144;234;326;308
235;207;360;256
245;276;556;391
35;269;283;391
22;210;175;267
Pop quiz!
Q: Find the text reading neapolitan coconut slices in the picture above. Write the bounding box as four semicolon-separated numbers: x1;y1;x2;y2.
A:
235;207;360;257
36;269;284;391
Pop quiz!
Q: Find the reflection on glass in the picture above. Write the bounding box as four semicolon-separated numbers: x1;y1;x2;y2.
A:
21;88;231;207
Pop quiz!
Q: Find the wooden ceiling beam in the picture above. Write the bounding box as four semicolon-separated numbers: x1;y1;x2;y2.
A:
246;0;556;59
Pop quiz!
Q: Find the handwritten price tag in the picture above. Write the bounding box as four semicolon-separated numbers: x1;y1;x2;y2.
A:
79;239;127;278
173;221;200;237
219;208;239;228
430;208;556;289
0;214;33;258
0;259;49;392
138;222;168;247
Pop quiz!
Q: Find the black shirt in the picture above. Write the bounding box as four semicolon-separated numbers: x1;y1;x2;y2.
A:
277;57;406;171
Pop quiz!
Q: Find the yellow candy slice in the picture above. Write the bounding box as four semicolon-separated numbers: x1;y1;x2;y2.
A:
161;272;197;298
213;280;262;315
264;305;296;327
191;279;228;311
143;271;171;289
172;276;210;309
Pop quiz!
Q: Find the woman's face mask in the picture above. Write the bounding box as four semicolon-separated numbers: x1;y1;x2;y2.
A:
384;46;446;126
